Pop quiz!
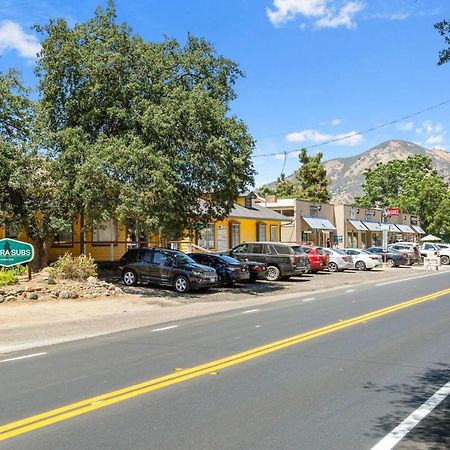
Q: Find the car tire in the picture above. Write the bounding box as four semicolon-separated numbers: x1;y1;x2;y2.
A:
387;258;396;267
440;255;450;265
328;262;338;272
122;269;137;286
281;275;291;280
355;261;366;271
266;265;281;281
249;274;257;283
174;276;190;293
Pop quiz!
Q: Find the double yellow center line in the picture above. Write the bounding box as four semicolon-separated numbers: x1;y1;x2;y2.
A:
2;286;450;441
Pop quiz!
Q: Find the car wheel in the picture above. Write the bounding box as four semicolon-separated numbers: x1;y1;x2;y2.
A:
355;261;366;271
174;276;190;293
266;265;281;281
328;262;338;272
387;258;396;267
249;274;257;283
122;269;137;286
281;275;291;280
440;255;450;265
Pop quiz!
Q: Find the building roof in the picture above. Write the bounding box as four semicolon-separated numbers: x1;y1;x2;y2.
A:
264;199;296;207
229;203;292;222
302;217;337;231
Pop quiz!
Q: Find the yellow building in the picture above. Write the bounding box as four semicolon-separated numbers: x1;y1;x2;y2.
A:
0;192;290;263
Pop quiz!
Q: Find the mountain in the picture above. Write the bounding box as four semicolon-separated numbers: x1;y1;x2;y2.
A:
324;140;450;204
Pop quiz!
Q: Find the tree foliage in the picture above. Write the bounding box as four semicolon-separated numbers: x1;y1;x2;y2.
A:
435;19;450;65
34;1;255;242
356;155;450;236
261;149;331;202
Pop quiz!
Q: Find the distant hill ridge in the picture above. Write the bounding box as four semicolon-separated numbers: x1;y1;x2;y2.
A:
265;140;450;204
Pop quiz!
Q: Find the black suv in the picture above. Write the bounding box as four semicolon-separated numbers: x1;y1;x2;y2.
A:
119;248;218;293
228;242;307;281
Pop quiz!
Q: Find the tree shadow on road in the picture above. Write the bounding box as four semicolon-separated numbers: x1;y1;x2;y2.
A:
363;363;450;449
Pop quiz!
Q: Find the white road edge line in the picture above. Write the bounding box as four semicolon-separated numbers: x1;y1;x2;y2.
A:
371;380;450;450
151;325;178;332
346;289;355;292
242;309;260;314
302;298;316;302
0;352;47;363
376;271;443;286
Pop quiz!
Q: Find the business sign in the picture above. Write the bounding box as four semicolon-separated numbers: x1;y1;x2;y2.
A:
386;208;400;217
0;238;34;267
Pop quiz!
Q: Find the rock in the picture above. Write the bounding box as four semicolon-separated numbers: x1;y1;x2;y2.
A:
0;295;4;303
69;292;79;299
16;288;24;294
47;276;57;285
114;287;124;295
27;292;38;300
87;276;99;284
26;286;35;292
5;295;16;302
58;291;70;299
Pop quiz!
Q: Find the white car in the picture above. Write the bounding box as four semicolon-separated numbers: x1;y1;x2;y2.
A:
342;248;382;271
436;244;450;265
324;248;351;272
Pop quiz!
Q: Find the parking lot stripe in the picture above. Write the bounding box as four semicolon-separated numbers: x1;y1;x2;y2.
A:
302;298;316;302
242;309;260;314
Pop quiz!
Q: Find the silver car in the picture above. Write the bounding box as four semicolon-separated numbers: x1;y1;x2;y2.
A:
324;248;351;272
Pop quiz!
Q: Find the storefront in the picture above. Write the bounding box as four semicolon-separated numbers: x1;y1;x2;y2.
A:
300;217;336;247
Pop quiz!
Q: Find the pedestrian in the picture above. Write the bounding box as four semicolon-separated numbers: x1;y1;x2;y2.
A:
326;238;331;248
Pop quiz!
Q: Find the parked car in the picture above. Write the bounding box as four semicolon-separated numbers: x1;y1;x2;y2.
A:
244;261;269;282
188;253;250;286
417;242;441;259
287;245;310;274
300;245;329;273
119;248;218;293
342;248;382;271
324;248;351;272
388;243;421;265
435;244;450;265
365;247;409;267
228;242;307;281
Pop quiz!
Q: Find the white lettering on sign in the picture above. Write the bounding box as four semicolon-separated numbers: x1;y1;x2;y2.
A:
0;249;32;257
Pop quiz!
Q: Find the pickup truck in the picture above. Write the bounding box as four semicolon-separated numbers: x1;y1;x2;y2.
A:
418;243;450;265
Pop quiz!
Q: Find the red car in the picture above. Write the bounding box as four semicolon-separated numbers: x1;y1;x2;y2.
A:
301;246;329;273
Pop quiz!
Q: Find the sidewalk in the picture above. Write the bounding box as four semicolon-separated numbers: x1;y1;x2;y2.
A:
1;265;448;355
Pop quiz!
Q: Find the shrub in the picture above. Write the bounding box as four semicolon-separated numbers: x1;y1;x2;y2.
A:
0;266;26;285
50;253;97;281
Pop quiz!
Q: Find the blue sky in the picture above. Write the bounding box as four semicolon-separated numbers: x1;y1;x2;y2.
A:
1;0;450;186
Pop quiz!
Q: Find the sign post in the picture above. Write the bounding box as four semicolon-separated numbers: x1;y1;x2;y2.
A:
0;239;35;280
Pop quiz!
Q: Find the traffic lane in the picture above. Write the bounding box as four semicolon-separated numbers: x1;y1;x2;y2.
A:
1;274;449;427
3;287;450;449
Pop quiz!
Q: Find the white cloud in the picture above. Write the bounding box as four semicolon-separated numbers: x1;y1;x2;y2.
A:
267;0;365;29
369;12;410;21
315;1;364;28
286;128;362;146
425;135;444;146
331;118;341;126
397;121;414;131
0;20;40;59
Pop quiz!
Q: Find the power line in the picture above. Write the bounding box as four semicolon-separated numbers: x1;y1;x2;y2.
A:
251;99;450;159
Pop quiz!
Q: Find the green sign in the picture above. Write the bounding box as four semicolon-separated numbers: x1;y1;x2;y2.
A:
0;238;34;267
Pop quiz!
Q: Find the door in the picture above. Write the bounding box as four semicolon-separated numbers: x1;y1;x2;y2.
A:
247;243;267;263
152;251;173;284
138;249;155;280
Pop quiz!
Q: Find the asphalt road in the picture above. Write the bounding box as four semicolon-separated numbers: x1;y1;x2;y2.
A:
1;270;450;449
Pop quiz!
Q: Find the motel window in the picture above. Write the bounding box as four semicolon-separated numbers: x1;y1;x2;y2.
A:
257;223;266;241
4;222;19;238
197;223;215;250
53;228;73;247
270;225;279;242
230;222;241;248
92;219;118;245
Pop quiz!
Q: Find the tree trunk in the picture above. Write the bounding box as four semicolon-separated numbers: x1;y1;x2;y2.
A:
30;236;50;272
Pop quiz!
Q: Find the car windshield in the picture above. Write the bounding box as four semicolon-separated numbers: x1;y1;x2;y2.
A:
167;251;196;265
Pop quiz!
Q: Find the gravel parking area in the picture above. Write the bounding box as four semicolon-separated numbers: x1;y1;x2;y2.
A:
118;265;430;304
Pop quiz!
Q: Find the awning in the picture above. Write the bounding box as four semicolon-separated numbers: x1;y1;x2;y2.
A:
396;224;415;233
302;217;337;231
387;224;401;233
347;220;368;231
412;225;426;234
362;221;381;231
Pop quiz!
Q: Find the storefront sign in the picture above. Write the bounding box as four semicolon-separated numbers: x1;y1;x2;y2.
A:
386;208;400;216
0;238;34;267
